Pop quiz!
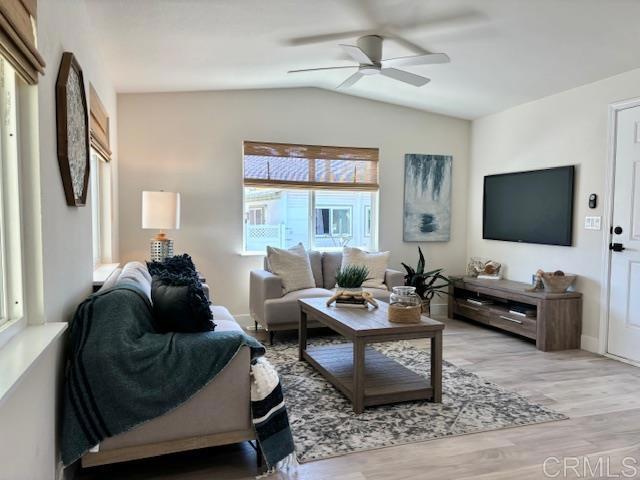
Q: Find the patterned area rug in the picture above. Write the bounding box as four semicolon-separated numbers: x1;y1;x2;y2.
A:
266;336;567;463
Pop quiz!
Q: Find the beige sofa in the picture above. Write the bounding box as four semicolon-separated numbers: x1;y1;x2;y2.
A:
250;251;405;343
81;265;256;468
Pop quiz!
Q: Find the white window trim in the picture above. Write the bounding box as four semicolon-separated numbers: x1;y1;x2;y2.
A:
0;56;59;382
90;148;113;272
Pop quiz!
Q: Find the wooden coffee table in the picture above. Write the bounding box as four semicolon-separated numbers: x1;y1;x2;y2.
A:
298;297;445;414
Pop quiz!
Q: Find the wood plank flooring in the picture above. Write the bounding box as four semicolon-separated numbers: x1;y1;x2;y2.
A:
77;316;640;480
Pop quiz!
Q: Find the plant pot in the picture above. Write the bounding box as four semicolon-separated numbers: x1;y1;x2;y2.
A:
421;298;431;316
338;287;363;295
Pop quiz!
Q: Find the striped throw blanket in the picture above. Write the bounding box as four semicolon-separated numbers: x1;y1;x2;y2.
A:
251;357;296;473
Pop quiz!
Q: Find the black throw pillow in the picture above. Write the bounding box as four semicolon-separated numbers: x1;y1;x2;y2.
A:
151;273;215;333
147;254;198;279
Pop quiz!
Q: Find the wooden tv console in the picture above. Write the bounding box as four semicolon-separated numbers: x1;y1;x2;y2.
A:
448;277;582;351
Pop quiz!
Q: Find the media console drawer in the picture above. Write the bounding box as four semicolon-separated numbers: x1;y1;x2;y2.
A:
449;277;582;351
489;312;536;339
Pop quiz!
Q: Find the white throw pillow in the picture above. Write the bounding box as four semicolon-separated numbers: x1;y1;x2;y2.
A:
266;243;315;294
340;247;390;289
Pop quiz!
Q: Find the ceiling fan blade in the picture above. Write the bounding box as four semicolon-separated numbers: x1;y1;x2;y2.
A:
380;68;430;87
339;44;374;65
288;66;358;74
382;53;450;68
285;30;374;46
337;72;364;89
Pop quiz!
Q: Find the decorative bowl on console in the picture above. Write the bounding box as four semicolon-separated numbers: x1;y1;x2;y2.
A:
541;271;576;293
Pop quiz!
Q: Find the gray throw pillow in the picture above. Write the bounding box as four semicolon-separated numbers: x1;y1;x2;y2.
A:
266;243;315;294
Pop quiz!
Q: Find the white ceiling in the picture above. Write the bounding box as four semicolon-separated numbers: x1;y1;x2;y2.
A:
85;0;640;119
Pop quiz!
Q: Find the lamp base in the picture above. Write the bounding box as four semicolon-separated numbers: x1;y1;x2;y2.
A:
150;238;174;262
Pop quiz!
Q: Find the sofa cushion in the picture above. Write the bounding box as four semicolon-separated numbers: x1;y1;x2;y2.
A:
322;251;342;290
147;254;198;278
210;305;236;322
151;274;215;333
213;319;244;334
266;243;315;294
341;247;390;289
264;287;333;326
98;267;122;292
116;262;152;302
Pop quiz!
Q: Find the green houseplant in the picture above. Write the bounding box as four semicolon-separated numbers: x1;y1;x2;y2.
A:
401;247;451;315
335;265;370;293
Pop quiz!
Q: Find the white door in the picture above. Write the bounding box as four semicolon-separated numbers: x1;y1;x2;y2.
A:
608;105;640;362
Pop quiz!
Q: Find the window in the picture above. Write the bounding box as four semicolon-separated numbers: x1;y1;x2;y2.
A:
247;206;266;225
243;142;378;253
0;58;24;328
89;86;113;268
315;206;352;237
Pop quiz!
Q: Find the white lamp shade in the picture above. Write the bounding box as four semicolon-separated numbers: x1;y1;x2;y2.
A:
142;191;181;230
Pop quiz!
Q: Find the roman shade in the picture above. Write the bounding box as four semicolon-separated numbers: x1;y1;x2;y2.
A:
243;141;379;191
89;84;111;160
0;0;45;84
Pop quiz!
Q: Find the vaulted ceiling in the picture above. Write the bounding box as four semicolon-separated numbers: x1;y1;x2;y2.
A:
85;0;640;119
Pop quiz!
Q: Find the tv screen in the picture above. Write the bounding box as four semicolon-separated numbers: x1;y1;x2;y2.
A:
483;166;574;246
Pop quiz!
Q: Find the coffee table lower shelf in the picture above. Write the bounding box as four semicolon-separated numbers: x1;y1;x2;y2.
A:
302;343;433;409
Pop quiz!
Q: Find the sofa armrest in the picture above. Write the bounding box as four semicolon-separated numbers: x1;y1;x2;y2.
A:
384;269;405;290
250;270;283;324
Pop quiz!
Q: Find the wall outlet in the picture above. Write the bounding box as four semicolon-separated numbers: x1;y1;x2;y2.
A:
584;216;602;230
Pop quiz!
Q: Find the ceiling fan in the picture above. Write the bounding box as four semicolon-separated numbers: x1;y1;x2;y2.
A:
287;35;449;88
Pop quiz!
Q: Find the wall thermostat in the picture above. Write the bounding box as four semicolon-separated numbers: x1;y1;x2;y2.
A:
589;194;597;209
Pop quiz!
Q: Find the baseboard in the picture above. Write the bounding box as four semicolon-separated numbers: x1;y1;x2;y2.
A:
580;334;599;353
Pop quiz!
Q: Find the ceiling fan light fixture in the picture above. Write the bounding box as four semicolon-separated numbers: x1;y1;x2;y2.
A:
287;35;448;89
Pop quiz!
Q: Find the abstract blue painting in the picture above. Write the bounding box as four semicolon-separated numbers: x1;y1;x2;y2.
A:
403;154;452;242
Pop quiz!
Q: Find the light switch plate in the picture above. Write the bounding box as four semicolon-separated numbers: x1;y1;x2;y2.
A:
584;216;602;230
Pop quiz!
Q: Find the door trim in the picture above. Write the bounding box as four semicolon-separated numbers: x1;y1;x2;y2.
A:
599;97;640;356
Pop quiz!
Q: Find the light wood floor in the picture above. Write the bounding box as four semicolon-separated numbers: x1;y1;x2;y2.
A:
77;317;640;480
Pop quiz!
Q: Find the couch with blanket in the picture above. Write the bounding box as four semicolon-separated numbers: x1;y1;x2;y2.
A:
66;261;291;470
250;249;404;342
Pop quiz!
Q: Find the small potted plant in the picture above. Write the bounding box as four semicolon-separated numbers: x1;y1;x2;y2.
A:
335;265;370;294
401;247;451;315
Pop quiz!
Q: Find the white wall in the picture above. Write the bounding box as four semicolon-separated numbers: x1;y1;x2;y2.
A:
469;67;640;351
0;1;118;478
118;88;470;315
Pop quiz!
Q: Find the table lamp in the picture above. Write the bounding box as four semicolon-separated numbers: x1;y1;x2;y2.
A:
142;191;181;262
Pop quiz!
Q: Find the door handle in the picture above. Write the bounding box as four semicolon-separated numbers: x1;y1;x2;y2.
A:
610;243;626;252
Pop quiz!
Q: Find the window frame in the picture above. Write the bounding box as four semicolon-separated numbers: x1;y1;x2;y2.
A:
90;147;113;269
0;58;25;333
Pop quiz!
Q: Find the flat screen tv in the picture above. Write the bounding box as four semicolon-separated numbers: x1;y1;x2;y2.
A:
483;166;575;246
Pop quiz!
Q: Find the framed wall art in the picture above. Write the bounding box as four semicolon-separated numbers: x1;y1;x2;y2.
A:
56;51;90;206
403;154;452;242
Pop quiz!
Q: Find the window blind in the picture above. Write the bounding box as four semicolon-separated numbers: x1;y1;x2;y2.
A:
89;84;111;160
243;141;379;191
0;0;45;84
